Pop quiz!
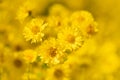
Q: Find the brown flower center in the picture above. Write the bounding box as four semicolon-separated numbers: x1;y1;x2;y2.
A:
77;16;85;22
31;26;40;35
28;10;32;16
48;47;57;57
87;24;97;35
14;45;22;51
54;69;63;78
57;21;61;26
13;59;22;68
66;34;75;43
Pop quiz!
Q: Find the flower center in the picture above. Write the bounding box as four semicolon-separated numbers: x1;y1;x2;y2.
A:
77;16;85;22
31;26;40;35
67;34;75;43
57;21;61;26
87;24;97;35
48;47;57;57
54;69;63;78
13;59;23;68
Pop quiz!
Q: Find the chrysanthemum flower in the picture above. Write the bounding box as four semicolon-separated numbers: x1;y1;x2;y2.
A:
47;16;62;28
16;1;35;23
70;11;94;26
45;16;62;36
57;26;84;51
45;16;68;38
23;17;47;43
22;49;37;63
70;11;98;37
36;38;66;65
46;64;70;80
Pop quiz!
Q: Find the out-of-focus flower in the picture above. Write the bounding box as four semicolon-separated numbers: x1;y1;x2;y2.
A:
23;17;48;43
16;1;35;23
57;26;84;51
16;0;51;23
47;16;62;28
45;15;70;38
36;38;66;65
70;11;94;25
45;16;63;37
70;11;98;37
22;49;37;63
46;64;70;80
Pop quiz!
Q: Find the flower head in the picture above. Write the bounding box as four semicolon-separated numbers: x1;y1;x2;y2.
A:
46;64;70;80
70;11;98;37
22;49;37;63
45;16;69;38
57;26;84;51
16;1;35;23
36;38;66;65
70;11;94;26
23;17;47;43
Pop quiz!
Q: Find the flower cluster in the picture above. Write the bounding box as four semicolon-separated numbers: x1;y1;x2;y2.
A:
22;4;98;66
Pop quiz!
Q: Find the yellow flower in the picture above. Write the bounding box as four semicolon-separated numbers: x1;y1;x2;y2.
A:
70;11;94;26
57;26;84;51
70;11;98;37
36;38;66;65
23;17;47;43
45;16;69;38
47;16;61;27
45;16;62;37
16;1;35;23
22;49;37;63
46;64;70;80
